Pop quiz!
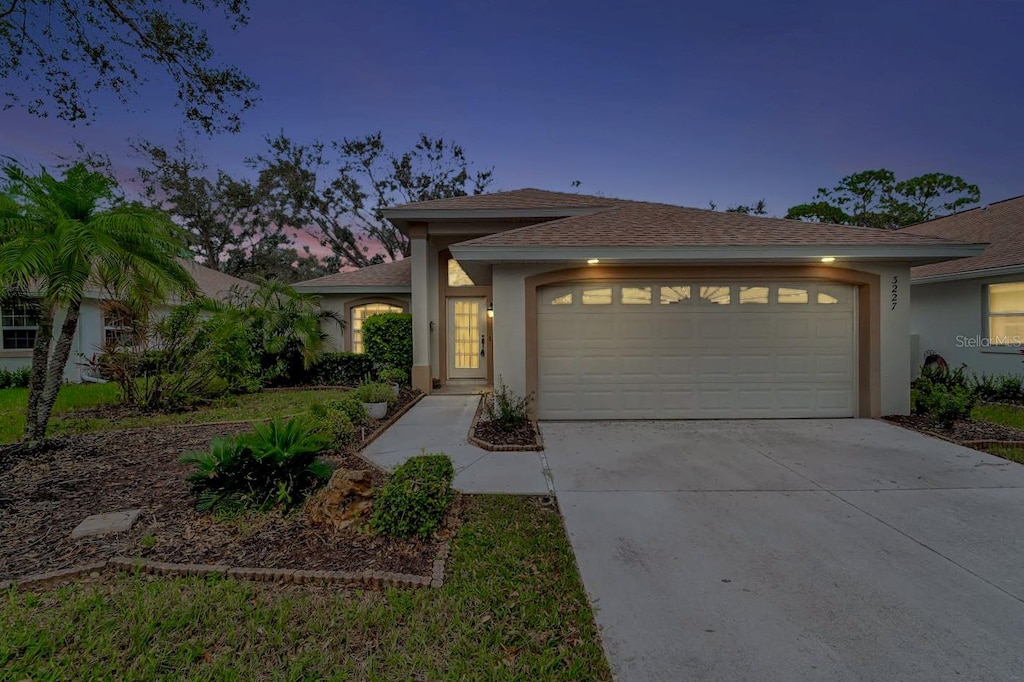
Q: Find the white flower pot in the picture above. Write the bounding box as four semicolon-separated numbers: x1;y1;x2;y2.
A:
390;383;400;398
363;401;388;420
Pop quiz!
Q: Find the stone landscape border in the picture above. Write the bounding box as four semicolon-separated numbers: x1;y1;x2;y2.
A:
467;394;544;452
1;541;450;593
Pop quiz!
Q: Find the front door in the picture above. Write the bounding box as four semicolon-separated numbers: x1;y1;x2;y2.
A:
447;297;487;379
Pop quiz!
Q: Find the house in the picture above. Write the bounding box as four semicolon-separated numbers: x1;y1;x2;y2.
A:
0;259;253;383
902;195;1024;377
295;188;983;419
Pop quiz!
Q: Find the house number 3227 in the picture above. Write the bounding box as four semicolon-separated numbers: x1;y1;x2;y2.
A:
891;275;899;310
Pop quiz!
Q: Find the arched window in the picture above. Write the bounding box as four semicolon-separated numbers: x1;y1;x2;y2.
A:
351;303;404;353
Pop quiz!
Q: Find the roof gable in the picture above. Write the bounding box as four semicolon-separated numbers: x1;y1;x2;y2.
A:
387;188;623;212
294;258;411;289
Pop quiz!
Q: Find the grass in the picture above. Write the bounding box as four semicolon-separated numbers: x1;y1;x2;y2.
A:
0;384;350;444
972;402;1024;430
0;496;610;681
981;444;1024;465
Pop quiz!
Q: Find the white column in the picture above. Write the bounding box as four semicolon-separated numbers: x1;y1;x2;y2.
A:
409;226;432;393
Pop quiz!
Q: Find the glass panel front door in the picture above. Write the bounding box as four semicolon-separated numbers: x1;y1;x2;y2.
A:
447;297;487;379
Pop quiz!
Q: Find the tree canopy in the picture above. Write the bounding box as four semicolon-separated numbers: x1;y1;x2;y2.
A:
785;170;980;229
1;0;258;133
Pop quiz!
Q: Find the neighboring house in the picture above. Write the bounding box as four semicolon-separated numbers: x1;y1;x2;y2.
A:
293;259;411;354
297;188;982;419
902;195;1024;376
0;259;253;383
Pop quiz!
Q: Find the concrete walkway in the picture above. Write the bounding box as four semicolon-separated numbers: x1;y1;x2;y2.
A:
361;395;549;494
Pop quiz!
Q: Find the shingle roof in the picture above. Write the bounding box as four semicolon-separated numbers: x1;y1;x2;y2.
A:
294;258;411;288
901;196;1024;279
388;188;623;212
179;259;254;301
454;201;967;249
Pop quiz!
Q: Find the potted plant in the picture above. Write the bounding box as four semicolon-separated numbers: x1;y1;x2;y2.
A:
353;380;394;420
378;367;408;397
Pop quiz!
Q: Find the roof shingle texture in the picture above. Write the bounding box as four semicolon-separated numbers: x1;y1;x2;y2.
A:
179;259;254;301
901;196;1024;278
294;258;411;288
455;202;966;248
389;188;623;211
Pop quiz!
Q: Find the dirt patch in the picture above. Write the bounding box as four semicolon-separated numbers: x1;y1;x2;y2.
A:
0;399;444;581
473;419;541;448
885;414;1024;444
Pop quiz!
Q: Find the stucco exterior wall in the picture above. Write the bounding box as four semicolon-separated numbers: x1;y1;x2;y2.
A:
0;300;105;383
911;277;1024;378
490;261;913;417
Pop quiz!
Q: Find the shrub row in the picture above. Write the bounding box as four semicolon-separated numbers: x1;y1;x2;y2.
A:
301;352;375;387
0;366;31;389
370;454;455;539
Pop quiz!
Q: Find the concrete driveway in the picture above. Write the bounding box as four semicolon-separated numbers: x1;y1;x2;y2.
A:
544;419;1024;681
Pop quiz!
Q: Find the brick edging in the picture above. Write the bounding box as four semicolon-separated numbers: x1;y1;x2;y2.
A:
467;395;544;452
1;541;450;593
961;439;1024;447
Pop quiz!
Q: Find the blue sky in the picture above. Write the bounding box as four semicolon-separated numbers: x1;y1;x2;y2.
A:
2;0;1022;214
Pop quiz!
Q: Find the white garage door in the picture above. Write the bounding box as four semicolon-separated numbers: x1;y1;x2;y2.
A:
537;281;856;419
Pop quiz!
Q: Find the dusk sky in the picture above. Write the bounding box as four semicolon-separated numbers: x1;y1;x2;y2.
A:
2;0;1022;214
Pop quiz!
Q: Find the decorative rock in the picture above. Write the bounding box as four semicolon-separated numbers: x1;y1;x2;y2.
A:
306;469;375;531
70;509;142;540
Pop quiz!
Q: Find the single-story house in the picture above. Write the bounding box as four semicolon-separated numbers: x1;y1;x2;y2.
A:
296;188;984;419
0;259;253;383
902;195;1024;377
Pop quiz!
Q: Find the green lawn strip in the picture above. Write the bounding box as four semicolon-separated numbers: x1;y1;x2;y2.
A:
0;385;349;444
981;445;1024;465
0;496;610;681
972;403;1024;430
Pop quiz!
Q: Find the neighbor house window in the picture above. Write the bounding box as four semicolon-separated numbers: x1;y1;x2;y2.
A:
447;259;474;287
351;303;403;353
987;282;1024;345
1;299;39;350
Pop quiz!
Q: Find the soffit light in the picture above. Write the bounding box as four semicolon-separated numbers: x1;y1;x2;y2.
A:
821;256;836;263
587;258;600;265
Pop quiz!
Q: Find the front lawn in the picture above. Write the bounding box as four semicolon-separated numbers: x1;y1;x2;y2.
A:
0;384;351;444
972;402;1024;430
0;495;610;681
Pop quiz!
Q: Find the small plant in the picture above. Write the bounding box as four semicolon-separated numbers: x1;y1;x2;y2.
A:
370;454;455;539
912;369;977;428
379;366;408;386
353;379;395;405
140;534;158;549
483;378;533;432
326;395;367;426
0;366;32;389
309;401;356;446
181;417;331;513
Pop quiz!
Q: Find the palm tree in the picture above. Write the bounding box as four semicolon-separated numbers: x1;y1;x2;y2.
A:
0;162;196;440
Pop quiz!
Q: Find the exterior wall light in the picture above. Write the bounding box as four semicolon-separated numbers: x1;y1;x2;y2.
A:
821;256;836;263
587;258;600;265
487;302;494;319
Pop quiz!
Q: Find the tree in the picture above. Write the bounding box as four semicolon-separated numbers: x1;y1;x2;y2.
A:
1;0;258;133
785;170;980;229
0;162;196;440
725;199;768;215
250;132;494;269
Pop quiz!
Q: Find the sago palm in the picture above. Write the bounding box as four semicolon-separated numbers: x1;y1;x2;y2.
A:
0;162;196;440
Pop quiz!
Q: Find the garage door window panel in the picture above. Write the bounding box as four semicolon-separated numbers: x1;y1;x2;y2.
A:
582;287;612;305
778;287;809;304
700;285;731;305
621;286;652;305
660;285;691;305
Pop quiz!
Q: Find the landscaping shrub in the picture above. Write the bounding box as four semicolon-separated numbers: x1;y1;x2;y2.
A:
324;395;367;426
370;454;455;539
302;352;374;387
353;379;396;405
912;368;977;428
0;367;31;389
362;313;413;376
181;417;331;513
975;373;1024;403
378;366;408;386
309;401;357;446
483;379;533;432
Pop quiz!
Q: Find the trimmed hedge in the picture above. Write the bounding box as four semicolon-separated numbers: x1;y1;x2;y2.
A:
0;366;32;389
370;454;454;539
362;313;413;376
302;352;375;387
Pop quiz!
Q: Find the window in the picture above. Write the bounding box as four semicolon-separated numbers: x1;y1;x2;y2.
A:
1;299;39;350
351;303;403;353
581;287;612;305
778;287;809;304
988;282;1024;345
447;259;474;287
621;286;652;305
699;285;731;305
103;310;136;347
739;286;769;304
660;285;691;305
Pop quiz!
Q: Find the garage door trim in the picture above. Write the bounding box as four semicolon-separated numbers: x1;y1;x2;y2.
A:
523;265;880;418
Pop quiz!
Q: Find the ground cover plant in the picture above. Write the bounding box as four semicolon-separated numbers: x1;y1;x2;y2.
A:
370;454;455;539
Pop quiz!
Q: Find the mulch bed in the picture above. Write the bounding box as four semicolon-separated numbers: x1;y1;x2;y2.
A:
0;390;443;582
884;414;1024;445
473;419;541;448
